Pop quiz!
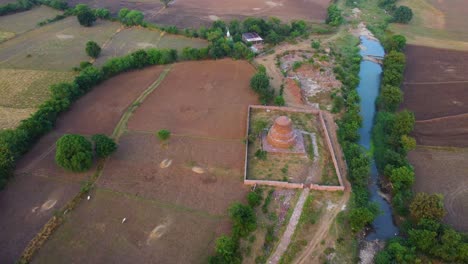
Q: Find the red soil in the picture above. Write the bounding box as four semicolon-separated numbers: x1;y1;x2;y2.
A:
98;132;249;215
403;45;468;83
128;59;258;139
67;0;329;28
55;66;165;135
409;147;468;232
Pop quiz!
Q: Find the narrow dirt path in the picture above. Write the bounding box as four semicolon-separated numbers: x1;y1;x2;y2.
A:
18;65;173;263
294;112;351;264
268;188;310;264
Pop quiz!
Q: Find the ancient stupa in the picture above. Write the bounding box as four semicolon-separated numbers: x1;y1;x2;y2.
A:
262;116;305;154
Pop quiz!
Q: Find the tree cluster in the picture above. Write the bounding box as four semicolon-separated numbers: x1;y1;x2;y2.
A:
118;8;144;26
332;35;379;233
209;200;258;264
0;47;179;189
325;4;343;27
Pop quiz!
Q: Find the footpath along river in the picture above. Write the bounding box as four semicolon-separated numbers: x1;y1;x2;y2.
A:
357;36;398;240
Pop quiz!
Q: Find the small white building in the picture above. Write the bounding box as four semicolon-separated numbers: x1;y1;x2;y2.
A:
242;32;263;45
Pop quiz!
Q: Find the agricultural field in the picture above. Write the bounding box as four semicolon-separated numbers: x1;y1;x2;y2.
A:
20;59;261;263
408;146;468;232
0;65;167;263
66;0;330;28
402;45;468;231
0;6;62;42
0;11;208;130
389;0;468;51
95;27;208;65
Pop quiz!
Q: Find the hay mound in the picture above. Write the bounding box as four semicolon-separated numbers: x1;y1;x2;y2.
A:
192;166;205;174
160;159;172;168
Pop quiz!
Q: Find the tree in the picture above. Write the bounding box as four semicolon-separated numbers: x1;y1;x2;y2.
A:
229;203;257;237
211;235;240;264
393;6;413;24
410;192;446;221
75;4;96;27
247;189;262;207
55;134;93;172
384;35;406;52
118;8;144;26
408;228;437;251
157;129;171;141
378;85;402;112
326;4;343;26
0;145;14;188
94;8;110;19
392;110;414;136
348;207;376;232
400;135;416;152
91;134;117;158
85;41;101;58
160;0;172;7
389;166;414;191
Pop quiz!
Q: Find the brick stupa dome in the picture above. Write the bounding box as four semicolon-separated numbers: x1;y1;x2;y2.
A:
267;116;297;149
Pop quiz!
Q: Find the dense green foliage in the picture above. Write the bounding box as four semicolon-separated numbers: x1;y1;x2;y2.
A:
210;200;258;263
393;6;413;24
0;0;35;16
326;4;343;26
118;8;144;26
156;129;171;141
91;134;117;158
373;30;468;264
332;34;379;233
409;193;445;222
250;69;274;104
85;41;101;58
75;4;96;27
55;134;93;172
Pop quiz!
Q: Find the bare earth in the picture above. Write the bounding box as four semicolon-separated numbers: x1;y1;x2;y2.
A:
67;0;330;28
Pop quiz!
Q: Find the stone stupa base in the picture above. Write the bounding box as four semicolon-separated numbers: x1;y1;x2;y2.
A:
262;130;306;155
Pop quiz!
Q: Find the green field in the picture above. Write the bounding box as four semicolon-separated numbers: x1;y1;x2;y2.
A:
0;10;209;129
0;6;62;42
95;28;208;65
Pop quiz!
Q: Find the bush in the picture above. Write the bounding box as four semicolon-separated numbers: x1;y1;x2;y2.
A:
326;4;343;26
254;149;267;160
157;129;171;141
118;8;144;26
348;207;376;232
210;235;241;264
250;72;273;104
94;8;110;19
274;95;285;106
229;203;257;238
247;189;262;207
75;4;96;27
55;134;93;172
91;134;117;158
85;41;101;58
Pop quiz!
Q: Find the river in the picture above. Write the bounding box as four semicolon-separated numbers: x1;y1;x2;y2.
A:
357;36;399;240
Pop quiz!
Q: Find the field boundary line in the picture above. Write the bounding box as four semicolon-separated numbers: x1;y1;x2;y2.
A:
111;65;172;140
129;129;246;142
96;187;227;219
415;112;468;123
403;80;468;85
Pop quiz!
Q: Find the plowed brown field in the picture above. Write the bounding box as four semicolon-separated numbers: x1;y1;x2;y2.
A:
30;59;259;263
403;44;468;232
66;0;330;28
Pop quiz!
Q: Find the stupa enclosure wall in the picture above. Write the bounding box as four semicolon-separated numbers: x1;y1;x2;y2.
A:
244;105;345;191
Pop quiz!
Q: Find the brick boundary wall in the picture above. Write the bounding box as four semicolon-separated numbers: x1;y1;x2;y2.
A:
244;105;345;192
